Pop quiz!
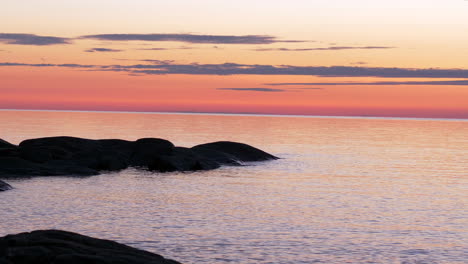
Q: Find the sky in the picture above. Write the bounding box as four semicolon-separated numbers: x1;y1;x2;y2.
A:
1;0;468;118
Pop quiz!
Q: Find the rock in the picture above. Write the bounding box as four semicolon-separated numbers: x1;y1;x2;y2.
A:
0;139;19;158
71;150;129;172
0;148;20;157
17;137;131;173
0;180;12;191
0;139;16;149
129;138;174;167
19;136;99;152
0;157;99;178
0;157;45;178
99;139;134;165
96;152;129;171
190;147;242;166
192;141;278;162
41;160;100;176
0;136;278;178
0;230;181;264
19;137;100;163
99;139;134;152
148;147;220;172
19;145;71;163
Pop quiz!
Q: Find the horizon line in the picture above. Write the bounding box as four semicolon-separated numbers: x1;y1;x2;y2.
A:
1;108;467;122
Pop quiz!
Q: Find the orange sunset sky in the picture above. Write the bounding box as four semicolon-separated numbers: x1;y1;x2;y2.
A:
1;0;468;118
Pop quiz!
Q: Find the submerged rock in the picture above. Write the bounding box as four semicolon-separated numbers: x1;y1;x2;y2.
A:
0;180;12;191
0;137;278;179
0;229;181;264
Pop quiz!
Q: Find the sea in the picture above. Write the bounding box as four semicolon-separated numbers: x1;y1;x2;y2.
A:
0;110;467;264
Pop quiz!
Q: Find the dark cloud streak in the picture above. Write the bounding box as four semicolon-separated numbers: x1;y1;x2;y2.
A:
138;48;169;51
0;62;95;68
140;59;175;65
217;88;286;92
84;48;123;52
2;61;468;79
0;33;70;45
253;46;394;52
80;34;302;44
266;80;468;86
137;46;195;51
0;33;304;46
130;64;468;78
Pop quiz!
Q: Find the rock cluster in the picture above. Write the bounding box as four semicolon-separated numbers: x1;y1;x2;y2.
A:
0;230;181;264
0;136;278;179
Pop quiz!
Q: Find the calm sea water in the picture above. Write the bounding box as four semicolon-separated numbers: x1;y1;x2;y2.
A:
0;110;467;264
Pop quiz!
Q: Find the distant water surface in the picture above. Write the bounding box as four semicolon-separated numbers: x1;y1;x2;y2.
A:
0;110;467;263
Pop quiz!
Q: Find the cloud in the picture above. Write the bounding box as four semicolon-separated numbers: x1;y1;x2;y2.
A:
80;33;302;44
112;59;175;64
0;62;95;68
129;64;468;78
0;33;70;45
139;59;175;65
2;61;468;79
253;46;394;52
0;32;305;46
350;61;368;65
138;48;169;51
84;48;123;52
266;80;468;86
216;88;286;92
137;46;195;51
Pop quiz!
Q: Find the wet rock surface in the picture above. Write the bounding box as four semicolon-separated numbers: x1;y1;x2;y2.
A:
0;137;278;178
0;230;181;264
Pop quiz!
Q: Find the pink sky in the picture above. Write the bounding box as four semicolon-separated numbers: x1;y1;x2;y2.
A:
1;0;468;118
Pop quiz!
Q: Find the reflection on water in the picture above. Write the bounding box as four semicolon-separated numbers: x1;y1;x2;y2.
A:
0;110;467;263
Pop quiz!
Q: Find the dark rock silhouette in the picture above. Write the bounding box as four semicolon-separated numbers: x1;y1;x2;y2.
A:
129;138;174;167
0;179;12;191
148;147;220;172
190;146;242;166
192;141;278;162
0;139;16;149
0;137;278;178
0;230;181;264
0;139;19;158
0;156;99;178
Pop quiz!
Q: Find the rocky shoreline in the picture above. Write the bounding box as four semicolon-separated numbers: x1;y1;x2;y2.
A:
0;136;278;191
0;230;181;264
